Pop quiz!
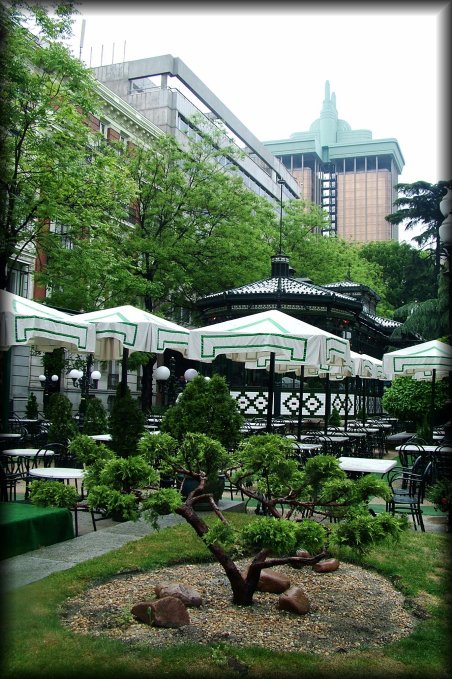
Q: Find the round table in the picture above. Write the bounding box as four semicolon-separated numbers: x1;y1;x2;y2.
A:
88;434;112;442
28;467;85;480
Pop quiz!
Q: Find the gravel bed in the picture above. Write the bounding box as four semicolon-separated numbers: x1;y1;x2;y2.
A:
61;559;418;654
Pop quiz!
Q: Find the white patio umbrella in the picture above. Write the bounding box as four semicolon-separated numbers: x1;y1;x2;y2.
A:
188;309;351;432
383;340;452;379
0;290;96;354
75;305;190;391
382;339;452;437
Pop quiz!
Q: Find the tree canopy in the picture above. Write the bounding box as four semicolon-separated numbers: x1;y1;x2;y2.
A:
0;1;135;295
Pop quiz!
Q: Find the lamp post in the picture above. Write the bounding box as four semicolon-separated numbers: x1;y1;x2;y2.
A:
68;358;101;426
154;357;181;407
439;188;452;445
277;178;285;254
38;372;59;411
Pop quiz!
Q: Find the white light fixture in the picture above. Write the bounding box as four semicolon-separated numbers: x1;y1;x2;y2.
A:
39;373;59;385
154;365;170;381
91;370;101;381
184;368;198;382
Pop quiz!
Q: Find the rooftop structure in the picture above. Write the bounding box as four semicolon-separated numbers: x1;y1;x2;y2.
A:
263;81;405;242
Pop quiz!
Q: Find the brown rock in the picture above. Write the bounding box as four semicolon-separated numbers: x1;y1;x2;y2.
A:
289;549;313;569
154;582;202;607
312;558;340;573
243;567;290;594
149;595;190;628
131;600;154;624
278;586;310;614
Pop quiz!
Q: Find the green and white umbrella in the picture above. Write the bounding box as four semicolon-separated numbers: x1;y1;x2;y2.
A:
188;309;351;432
383;340;452;380
75;305;190;361
0;290;96;353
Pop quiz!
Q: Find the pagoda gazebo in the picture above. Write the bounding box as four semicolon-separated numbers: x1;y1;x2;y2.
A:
190;254;420;421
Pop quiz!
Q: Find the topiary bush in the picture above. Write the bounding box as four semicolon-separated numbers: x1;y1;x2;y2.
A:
25;392;39;419
47;393;78;446
160;373;243;449
108;383;145;457
82;396;108;435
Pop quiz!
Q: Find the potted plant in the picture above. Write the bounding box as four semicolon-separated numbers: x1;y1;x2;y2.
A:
426;479;452;530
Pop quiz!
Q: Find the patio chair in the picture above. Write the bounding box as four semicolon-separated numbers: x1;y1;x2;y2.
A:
386;461;433;532
0;459;22;501
432;445;452;482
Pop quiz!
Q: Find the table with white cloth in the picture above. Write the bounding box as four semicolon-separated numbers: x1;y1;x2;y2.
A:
395;444;452;455
338;456;397;476
1;447;54;476
28;467;85;494
88;434;112;443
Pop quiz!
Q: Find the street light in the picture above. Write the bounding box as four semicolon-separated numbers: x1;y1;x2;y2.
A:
439;187;452;445
154;357;178;406
184;368;198;382
277;178;285;254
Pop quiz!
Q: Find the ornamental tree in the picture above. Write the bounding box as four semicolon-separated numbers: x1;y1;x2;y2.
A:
139;431;405;607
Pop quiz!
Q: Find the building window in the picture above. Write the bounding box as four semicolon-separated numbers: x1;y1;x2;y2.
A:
51;222;73;250
108;373;119;389
8;262;29;296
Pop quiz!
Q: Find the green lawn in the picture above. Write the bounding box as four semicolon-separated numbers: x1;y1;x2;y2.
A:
1;513;451;679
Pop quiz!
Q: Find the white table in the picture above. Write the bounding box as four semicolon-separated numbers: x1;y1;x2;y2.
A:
28;467;85;481
292;442;323;452
338;457;397;475
1;447;55;474
395;444;452;454
0;433;22;440
88;434;112;442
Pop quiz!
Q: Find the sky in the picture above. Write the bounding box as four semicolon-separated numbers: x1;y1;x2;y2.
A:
64;2;451;241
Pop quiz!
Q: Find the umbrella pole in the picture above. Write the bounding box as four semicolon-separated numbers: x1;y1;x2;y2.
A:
344;376;349;431
429;368;436;443
296;366;305;442
324;374;331;435
362;379;366;424
266;352;276;433
121;348;129;396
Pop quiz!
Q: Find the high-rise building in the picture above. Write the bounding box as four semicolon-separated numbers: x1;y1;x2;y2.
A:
263;81;405;242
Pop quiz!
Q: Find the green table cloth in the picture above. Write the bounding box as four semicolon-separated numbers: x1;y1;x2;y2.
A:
0;502;74;559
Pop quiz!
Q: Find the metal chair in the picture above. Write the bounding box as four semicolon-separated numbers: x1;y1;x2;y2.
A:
386;461;433;532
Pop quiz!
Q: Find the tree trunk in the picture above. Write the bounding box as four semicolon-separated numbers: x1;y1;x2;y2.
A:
175;504;256;605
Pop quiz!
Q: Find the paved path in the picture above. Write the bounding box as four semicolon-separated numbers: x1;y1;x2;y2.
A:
0;501;243;592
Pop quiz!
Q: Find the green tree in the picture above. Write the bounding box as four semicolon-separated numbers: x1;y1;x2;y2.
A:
0;2;135;295
141;433;404;606
359;240;437;311
385;180;452;287
122;121;275;316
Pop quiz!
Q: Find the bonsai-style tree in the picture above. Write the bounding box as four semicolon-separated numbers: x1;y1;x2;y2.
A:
140;432;405;607
160;374;244;449
108;383;145;457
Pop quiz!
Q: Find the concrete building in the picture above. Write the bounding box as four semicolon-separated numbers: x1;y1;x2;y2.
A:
263;81;405;242
91;55;300;207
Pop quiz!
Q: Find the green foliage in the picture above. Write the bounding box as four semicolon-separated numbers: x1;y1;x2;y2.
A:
382;376;448;424
161;374;243;448
25;392;39;419
359;240;437;313
29;479;79;509
137;431;179;467
81;396;108;435
202;519;237;549
86;486;140;522
68;435;115;466
143;488;183;516
233;433;301;496
108;384;145;457
426;479;452;512
95;455;158;493
328;406;341;427
1;2;135;297
177;432;230;477
47;393;77;445
329;509;406;555
239;516;326;556
299;454;346;501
